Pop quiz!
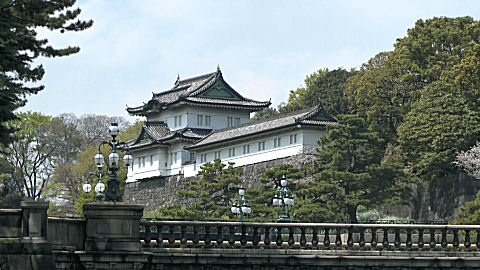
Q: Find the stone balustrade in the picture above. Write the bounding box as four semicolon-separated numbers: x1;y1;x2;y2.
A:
140;220;480;252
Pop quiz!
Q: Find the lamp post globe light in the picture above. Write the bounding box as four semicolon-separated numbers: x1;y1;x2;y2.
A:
231;185;251;222
83;122;133;202
273;175;294;222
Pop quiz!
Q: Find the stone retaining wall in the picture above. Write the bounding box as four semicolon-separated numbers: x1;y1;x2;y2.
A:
123;147;318;213
124;147;480;221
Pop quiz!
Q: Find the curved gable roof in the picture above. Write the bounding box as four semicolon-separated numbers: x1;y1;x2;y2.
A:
127;69;270;116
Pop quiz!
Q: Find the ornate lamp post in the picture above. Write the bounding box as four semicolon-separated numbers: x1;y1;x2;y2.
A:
84;123;133;202
82;172;107;201
272;175;294;222
231;185;252;222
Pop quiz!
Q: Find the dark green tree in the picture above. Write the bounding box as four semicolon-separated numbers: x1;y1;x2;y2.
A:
245;164;303;222
251;107;279;122
345;52;408;144
398;41;480;181
453;191;480;225
0;154;23;207
284;68;354;117
0;0;92;146
173;159;243;220
312;114;409;222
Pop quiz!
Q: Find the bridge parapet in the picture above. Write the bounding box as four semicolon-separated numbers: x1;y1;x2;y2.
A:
140;220;480;253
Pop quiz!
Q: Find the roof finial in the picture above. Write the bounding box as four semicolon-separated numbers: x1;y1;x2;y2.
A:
175;74;180;85
217;64;221;73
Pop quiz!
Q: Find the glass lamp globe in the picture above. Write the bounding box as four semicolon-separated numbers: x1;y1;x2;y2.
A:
241;205;248;213
238;185;245;196
230;206;236;214
109;123;120;137
285;198;292;205
94;152;105;168
290;198;294;206
245;207;252;214
123;154;133;167
280;179;287;187
95;182;105;193
109;152;119;167
82;183;92;193
273;196;280;206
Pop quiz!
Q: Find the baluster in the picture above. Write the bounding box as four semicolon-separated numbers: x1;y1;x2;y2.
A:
288;227;295;248
158;225;165;247
418;229;424;250
205;226;211;247
347;227;353;250
453;229;459;250
312;228;318;249
228;226;235;248
252;227;259;248
264;226;271;248
359;229;365;250
465;230;471;251
441;229;447;251
180;225;187;247
335;228;342;250
168;225;175;247
276;226;283;248
429;229;436;250
144;224;151;247
216;226;223;248
394;229;400;250
300;228;306;248
371;229;377;250
382;229;389;250
241;225;247;247
406;229;412;251
476;230;480;250
323;228;330;250
193;225;199;248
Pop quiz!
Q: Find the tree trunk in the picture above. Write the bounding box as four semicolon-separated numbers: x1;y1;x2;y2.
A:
347;205;358;223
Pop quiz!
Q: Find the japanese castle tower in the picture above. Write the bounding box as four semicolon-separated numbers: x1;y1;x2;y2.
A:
125;68;336;182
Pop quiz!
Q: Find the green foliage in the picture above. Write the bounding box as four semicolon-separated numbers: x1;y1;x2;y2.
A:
453;191;480;225
310;114;410;222
4;112;77;200
398;42;480;180
149;159;243;220
251;107;280;122
0;155;23;208
284;68;354;117
0;0;92;147
246;164;303;222
118;120;143;142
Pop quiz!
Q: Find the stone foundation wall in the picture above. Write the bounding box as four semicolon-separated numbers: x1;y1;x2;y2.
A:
124;147;480;221
123;147;318;213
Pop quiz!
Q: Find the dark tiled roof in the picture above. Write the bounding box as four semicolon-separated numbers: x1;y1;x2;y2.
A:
127;69;270;115
185;105;336;150
128;121;211;150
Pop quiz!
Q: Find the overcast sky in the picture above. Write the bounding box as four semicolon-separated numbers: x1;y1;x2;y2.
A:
24;0;480;122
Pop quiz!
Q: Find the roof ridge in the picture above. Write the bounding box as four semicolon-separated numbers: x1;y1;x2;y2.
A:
176;71;216;85
145;120;167;126
208;106;318;134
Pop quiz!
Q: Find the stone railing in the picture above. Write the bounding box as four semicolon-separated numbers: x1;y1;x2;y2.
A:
139;220;480;252
48;217;85;251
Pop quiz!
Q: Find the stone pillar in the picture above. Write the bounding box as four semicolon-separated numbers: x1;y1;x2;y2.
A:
83;202;144;252
78;202;149;270
19;201;55;269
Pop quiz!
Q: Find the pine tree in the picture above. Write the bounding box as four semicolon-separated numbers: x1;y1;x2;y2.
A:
311;114;409;222
175;159;243;220
0;0;93;146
